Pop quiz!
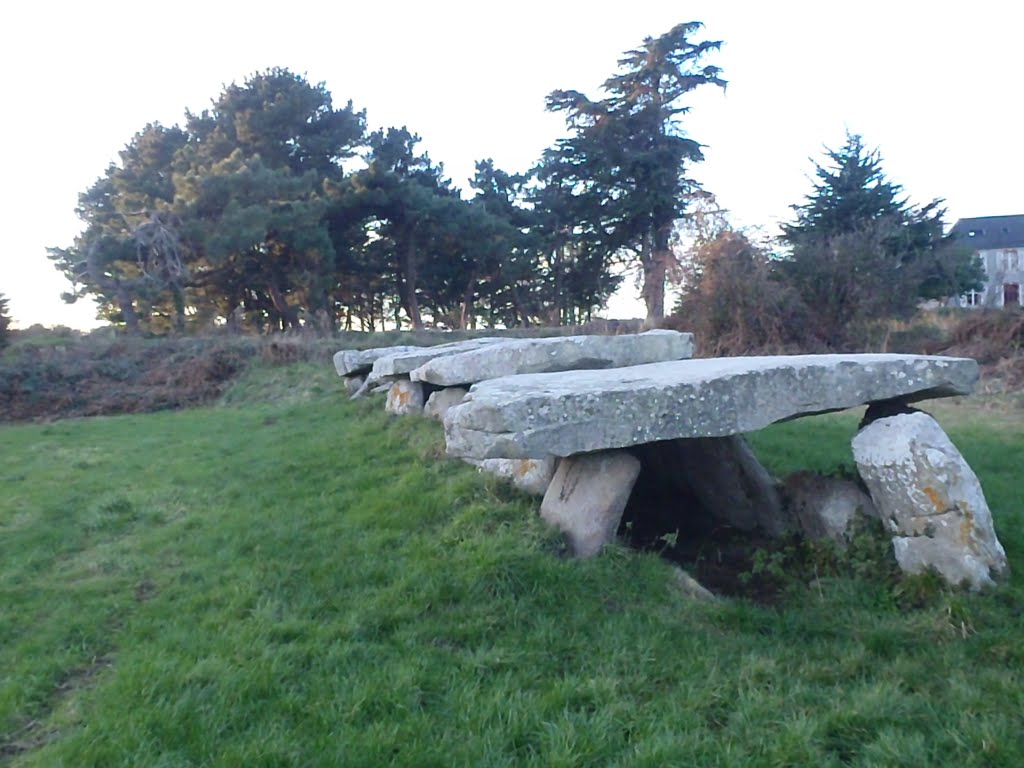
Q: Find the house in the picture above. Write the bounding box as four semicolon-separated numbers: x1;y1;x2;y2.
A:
950;214;1024;308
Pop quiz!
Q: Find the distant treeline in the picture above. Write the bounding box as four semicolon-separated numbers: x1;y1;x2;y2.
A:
49;23;982;345
50;23;726;334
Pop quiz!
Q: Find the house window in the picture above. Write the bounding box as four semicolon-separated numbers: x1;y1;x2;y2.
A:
1004;283;1021;307
1007;249;1020;271
963;290;983;307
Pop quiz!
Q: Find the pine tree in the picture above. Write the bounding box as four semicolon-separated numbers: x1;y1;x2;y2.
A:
779;133;983;348
545;22;725;326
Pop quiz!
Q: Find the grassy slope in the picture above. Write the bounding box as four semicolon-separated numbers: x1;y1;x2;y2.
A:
1;365;1022;767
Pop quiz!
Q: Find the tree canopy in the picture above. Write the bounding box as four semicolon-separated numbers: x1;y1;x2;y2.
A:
49;37;982;343
50;67;628;334
545;21;725;326
778;133;984;348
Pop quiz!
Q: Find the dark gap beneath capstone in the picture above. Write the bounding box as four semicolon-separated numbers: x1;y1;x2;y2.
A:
618;440;786;603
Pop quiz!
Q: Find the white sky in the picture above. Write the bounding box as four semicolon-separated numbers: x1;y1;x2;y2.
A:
1;0;1021;329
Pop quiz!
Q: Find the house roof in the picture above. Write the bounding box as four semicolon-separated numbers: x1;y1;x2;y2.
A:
950;215;1024;250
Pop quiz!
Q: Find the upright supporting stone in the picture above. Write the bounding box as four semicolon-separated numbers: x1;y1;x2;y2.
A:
540;450;641;557
682;436;791;537
385;380;425;416
852;412;1008;588
423;387;469;421
465;457;558;497
783;472;879;544
343;374;366;397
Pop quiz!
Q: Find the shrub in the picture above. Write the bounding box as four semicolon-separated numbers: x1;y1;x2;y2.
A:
668;230;818;356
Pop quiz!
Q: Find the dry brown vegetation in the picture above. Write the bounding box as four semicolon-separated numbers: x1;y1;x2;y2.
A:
3;310;1022;424
0;334;334;422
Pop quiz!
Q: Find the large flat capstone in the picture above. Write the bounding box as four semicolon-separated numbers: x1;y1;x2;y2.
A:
444;354;978;460
409;330;693;386
333;345;424;377
367;337;508;383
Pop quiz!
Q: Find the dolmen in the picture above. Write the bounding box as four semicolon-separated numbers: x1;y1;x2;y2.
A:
443;353;1008;589
336;330;694;417
334;338;1009;590
335;330;695;492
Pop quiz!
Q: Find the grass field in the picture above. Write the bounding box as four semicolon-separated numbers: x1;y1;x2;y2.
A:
1;363;1022;766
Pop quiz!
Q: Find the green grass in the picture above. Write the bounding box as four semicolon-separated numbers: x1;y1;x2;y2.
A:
2;366;1023;766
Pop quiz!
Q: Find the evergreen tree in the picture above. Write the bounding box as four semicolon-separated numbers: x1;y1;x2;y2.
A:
50;70;367;333
546;22;725;326
332;127;464;329
779;133;983;348
179;69;366;330
48;123;189;333
529;158;622;325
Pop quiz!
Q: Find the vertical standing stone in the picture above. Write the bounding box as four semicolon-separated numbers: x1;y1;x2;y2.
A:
540;450;642;557
385;380;425;416
631;436;791;537
852;412;1008;588
465;457;559;497
423;387;469;421
343;375;366;397
783;471;879;544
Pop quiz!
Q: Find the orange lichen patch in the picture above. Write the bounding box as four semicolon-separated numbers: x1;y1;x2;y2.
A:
923;485;948;513
960;509;976;547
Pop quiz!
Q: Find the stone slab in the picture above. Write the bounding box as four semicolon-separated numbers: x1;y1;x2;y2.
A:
334;345;424;377
409;330;693;386
423;387;469;421
464;456;558;497
445;354;978;460
852;412;1007;588
385;380;425;415
783;471;878;544
540;450;641;557
368;337;508;382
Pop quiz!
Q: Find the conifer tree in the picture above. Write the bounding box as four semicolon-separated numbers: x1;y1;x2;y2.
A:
546;22;725;326
779;133;983;348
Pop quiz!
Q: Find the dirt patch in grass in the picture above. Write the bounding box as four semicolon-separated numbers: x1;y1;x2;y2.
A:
0;655;114;760
620;505;795;604
618;457;900;605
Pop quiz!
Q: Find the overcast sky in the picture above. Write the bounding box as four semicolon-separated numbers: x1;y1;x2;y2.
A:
2;0;1021;328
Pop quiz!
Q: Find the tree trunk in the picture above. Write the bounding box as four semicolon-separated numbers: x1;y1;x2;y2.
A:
460;273;476;330
400;237;424;329
171;285;186;335
641;256;667;328
641;229;672;329
116;284;140;334
267;281;299;330
226;301;241;333
550;244;563;326
510;284;531;328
